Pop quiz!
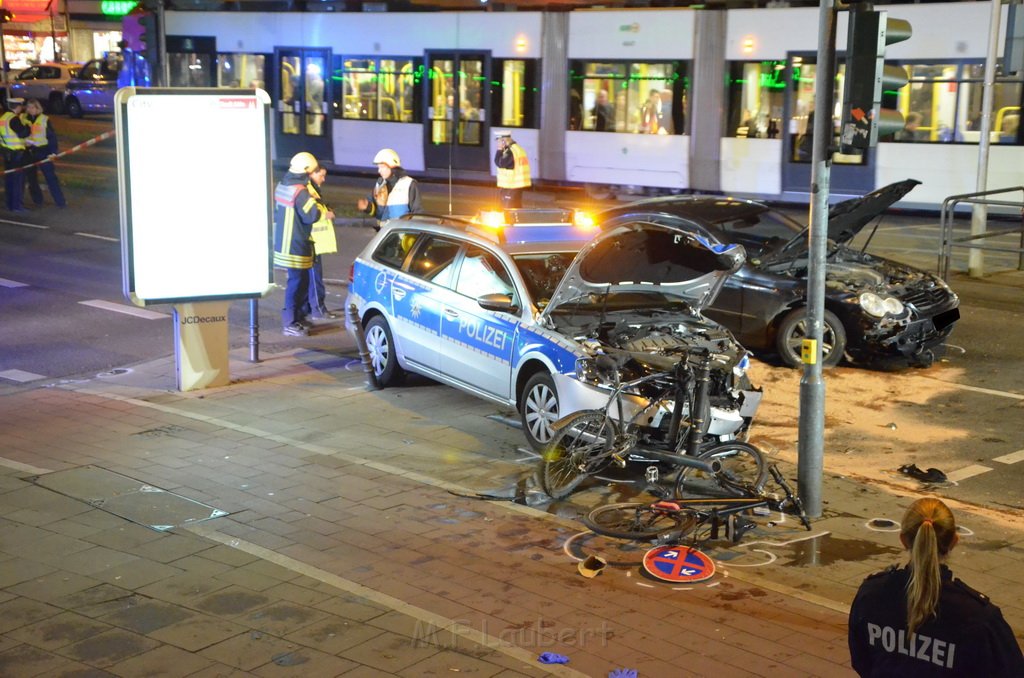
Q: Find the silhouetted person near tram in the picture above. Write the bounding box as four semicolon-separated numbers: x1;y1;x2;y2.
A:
849;497;1024;676
21;98;66;208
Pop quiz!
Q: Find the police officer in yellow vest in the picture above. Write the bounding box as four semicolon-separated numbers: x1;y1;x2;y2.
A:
21;98;66;208
493;130;531;209
0;100;30;212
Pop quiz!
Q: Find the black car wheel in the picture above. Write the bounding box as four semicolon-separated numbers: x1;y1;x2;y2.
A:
775;308;847;368
364;315;405;387
520;372;559;451
65;97;83;119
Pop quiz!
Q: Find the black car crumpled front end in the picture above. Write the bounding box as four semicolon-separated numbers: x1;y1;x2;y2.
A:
831;253;960;366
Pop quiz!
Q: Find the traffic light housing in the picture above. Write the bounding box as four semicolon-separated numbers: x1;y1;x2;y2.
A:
840;6;912;152
138;11;160;74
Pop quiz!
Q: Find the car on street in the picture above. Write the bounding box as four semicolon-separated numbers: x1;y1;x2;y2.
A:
6;62;80;113
346;208;761;450
63;56;122;118
597;179;960;368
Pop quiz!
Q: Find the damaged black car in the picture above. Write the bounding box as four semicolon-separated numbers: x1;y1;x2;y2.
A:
597;179;960;368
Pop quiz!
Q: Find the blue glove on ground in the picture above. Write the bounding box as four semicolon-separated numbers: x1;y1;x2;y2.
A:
609;669;638;678
538;652;570;664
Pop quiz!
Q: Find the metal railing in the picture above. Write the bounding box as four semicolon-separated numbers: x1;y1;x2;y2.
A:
939;186;1024;281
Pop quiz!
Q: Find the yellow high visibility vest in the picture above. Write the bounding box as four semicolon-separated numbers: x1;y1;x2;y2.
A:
25;114;48;147
0;112;26;151
497;143;531;189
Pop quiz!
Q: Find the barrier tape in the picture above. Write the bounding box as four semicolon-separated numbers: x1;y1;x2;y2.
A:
2;129;116;176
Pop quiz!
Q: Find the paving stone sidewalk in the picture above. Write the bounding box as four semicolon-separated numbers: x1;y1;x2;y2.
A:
0;340;1022;677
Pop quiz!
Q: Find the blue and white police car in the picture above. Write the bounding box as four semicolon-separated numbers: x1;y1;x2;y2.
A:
346;208;760;450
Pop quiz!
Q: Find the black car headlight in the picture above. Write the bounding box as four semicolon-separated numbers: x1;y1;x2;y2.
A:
859;292;904;318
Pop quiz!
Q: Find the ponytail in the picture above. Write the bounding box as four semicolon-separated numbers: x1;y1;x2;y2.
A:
901;498;957;636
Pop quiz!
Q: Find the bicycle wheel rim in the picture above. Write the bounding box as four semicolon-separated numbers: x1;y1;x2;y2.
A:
584;502;697;541
674;442;768;498
540;412;613;499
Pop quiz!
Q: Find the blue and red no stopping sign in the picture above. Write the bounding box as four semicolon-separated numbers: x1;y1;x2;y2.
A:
642;545;716;583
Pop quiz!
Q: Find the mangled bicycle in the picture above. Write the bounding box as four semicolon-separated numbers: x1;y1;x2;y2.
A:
583;464;812;546
539;347;765;500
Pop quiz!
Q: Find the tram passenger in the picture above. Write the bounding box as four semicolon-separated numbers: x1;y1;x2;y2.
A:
640;89;671;135
593;89;614;132
493;130;531;209
848;497;1024;677
357;148;422;231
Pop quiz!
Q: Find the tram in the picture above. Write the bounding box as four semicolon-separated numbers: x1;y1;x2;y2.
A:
162;2;1020;209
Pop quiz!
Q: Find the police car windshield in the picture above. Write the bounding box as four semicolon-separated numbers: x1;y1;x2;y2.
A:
512;252;577;308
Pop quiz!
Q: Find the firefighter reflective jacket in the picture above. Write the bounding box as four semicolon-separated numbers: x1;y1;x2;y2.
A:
495;141;531;189
273;173;321;269
363;168;421;223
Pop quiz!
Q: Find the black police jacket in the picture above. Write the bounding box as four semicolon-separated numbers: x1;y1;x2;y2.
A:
849;565;1024;676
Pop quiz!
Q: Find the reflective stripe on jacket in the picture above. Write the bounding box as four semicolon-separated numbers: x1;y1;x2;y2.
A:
0;112;26;151
26;114;48;147
496;142;531;189
273;179;316;269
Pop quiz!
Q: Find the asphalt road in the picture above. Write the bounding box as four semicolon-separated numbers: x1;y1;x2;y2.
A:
1;114;1023;511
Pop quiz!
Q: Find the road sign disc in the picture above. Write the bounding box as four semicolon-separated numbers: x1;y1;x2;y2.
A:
642;545;716;583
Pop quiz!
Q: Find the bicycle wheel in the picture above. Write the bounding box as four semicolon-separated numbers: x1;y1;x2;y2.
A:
539;412;615;499
674;441;768;498
584;502;698;541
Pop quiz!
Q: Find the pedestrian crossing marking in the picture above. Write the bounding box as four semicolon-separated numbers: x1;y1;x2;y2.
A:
0;369;46;383
945;464;992;483
993;449;1024;465
79;299;168;320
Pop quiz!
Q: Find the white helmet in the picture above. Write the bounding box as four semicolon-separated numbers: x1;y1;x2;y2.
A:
288;151;318;174
372;148;401;168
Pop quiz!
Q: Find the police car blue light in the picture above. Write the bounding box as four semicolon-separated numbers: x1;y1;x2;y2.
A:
346;208;760;450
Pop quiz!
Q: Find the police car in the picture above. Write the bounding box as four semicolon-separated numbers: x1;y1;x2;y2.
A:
345;208;760;450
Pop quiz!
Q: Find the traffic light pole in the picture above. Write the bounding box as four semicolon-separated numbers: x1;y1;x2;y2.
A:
798;0;838;518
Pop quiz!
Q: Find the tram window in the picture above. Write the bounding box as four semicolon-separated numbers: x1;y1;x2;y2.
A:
491;59;539;129
334;56;421;123
725;61;785;139
890;62;1023;144
788;57;865;165
216;54;267;90
569;60;688;134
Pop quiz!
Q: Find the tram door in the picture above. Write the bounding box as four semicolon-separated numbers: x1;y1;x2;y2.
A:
782;53;875;196
273;47;332;163
424;51;491;172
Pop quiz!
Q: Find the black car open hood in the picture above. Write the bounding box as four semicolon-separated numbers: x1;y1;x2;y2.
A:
827;178;921;244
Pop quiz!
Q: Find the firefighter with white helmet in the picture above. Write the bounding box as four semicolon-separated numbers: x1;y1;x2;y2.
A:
493;130;531;209
357;148;422;230
274;151;334;336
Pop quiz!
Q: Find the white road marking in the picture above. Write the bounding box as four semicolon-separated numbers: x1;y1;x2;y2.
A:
79;299;168;319
923;377;1024;401
945;464;992;483
0;219;46;229
74;232;119;242
994;449;1024;465
0;369;46;383
0;277;28;287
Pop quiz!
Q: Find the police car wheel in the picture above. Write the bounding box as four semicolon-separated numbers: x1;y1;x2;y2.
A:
775;308;846;368
520;372;559;451
365;315;404;387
